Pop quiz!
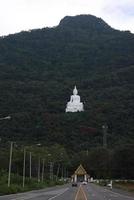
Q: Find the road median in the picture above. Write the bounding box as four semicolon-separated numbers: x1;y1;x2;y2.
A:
75;185;87;200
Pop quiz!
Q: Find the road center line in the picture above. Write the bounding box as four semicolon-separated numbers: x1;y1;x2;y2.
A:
75;185;87;200
81;186;88;200
75;186;81;200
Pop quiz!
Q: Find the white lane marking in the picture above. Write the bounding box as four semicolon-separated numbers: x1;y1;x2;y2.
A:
11;193;41;200
10;188;69;200
104;189;134;199
48;188;69;200
87;185;134;200
110;194;118;197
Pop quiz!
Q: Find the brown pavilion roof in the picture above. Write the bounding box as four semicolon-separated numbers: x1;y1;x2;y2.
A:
74;164;87;175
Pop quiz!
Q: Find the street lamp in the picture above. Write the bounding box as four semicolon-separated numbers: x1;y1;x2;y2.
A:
8;142;13;187
0;116;11;120
0;115;11;185
0;115;12;187
23;147;26;188
7;142;18;187
0;115;11;141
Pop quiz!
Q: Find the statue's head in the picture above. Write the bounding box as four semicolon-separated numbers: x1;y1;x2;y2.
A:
73;86;78;95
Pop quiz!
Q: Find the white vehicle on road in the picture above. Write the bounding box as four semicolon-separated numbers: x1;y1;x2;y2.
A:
82;181;87;185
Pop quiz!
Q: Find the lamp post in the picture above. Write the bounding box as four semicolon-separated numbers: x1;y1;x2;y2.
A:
0;116;11;121
23;148;26;188
56;163;60;181
49;162;54;181
0;115;11;141
36;143;41;183
37;156;41;183
0;115;12;187
29;152;32;179
8;141;13;187
41;158;45;182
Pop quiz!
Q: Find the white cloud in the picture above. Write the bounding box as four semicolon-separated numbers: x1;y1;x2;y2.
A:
100;0;134;32
0;0;134;36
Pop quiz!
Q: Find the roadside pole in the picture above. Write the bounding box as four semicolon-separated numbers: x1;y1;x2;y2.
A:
41;159;45;182
110;180;113;189
29;152;32;179
37;157;40;182
23;148;26;188
61;165;64;180
56;164;60;181
50;162;53;180
8;142;13;187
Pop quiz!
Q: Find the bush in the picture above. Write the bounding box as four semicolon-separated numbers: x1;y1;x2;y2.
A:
0;172;65;195
0;184;23;195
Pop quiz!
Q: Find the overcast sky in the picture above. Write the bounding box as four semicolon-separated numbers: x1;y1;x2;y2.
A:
0;0;134;36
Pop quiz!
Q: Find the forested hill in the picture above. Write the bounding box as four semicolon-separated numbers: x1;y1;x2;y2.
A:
0;14;134;150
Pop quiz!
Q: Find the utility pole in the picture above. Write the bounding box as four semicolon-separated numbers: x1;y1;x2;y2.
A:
41;159;45;182
49;162;53;181
8;142;13;187
37;157;40;183
56;164;60;181
29;152;32;179
1;115;12;187
64;167;66;179
102;124;108;148
61;165;64;180
23;148;26;188
66;169;68;178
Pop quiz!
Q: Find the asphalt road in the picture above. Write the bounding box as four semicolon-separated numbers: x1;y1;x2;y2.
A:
84;183;134;200
0;183;134;200
0;184;77;200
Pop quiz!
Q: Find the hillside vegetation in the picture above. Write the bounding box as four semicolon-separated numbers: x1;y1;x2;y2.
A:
0;15;134;178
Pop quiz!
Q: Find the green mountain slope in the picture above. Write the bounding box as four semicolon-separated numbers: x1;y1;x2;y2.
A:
0;14;134;150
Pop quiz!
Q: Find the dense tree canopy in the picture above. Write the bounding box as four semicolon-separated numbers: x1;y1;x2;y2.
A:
0;15;134;178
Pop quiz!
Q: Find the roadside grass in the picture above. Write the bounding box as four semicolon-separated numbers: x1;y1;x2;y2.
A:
94;179;134;193
0;172;64;195
114;181;134;192
94;179;109;186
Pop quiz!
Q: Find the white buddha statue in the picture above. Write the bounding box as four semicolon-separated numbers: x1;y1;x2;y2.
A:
65;86;84;112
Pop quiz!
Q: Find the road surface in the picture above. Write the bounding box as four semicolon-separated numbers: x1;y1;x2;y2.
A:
0;183;134;200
